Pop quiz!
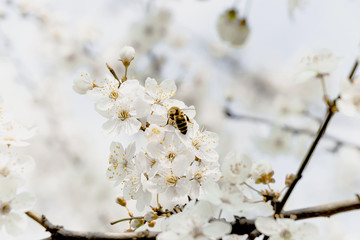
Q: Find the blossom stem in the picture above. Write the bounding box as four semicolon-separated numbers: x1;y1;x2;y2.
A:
123;66;128;83
275;103;337;215
110;216;144;225
243;182;262;196
348;60;358;83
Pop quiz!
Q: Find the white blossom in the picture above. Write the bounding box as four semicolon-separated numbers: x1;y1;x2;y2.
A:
101;97;150;136
73;73;98;94
0;177;36;235
338;81;360;116
255;217;318;240
217;9;250;47
145;124;165;143
0;121;35;147
251;160;273;184
157;200;231;240
221;152;252;185
106;142;136;185
145;78;177;112
119;46;135;66
179;123;219;162
201;179;246;212
187;160;221;199
295;49;341;83
151;162;190;201
123;152;153;211
0;149;34;178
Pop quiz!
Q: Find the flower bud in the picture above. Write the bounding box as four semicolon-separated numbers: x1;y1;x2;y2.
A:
120;46;135;67
116;197;127;207
144;211;158;221
148;220;156;228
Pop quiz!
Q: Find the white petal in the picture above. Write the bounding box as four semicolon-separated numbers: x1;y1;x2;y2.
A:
255;217;280;236
4;212;26;235
11;192;36;211
124;118;141;135
203;221;232;238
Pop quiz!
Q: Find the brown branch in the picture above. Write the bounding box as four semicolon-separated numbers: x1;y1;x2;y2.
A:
25;211;158;240
233;197;360;239
27;196;360;240
275;104;336;214
283;196;360;220
349;60;358;82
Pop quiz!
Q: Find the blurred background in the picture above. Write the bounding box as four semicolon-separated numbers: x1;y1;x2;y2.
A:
1;0;360;239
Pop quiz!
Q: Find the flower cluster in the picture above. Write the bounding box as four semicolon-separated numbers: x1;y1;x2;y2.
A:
0;97;36;235
74;47;319;239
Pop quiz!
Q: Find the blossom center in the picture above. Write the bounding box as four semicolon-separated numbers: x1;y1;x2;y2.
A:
167;152;177;162
280;229;292;239
0;166;10;177
119;110;131;121
166;174;178;187
109;90;120;99
192;139;201;150
1;203;11;215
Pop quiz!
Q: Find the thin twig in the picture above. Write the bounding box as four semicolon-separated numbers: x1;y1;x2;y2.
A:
275;105;336;214
111;217;143;225
348;60;358;83
225;108;360;151
27;196;360;240
282;197;360;220
25;211;158;240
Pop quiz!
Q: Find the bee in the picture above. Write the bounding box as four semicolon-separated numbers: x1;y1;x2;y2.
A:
162;107;192;135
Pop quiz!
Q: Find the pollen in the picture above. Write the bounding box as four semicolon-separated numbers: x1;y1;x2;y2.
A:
109;90;119;99
118;109;131;120
166;174;178;187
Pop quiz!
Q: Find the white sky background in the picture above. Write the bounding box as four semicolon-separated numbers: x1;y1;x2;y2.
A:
1;0;360;239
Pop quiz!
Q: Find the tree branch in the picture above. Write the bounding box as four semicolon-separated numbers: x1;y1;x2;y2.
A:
282;196;360;220
25;211;158;240
27;196;360;240
275;105;336;214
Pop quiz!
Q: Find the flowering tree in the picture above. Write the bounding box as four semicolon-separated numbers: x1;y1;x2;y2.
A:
1;1;360;240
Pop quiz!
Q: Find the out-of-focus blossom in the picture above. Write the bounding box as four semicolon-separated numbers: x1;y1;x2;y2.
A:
295;49;342;83
127;9;171;55
255;217;318;240
73;73;99;95
0;177;36;235
257;128;293;155
335;147;360;192
338;81;360;116
0;149;34;178
201;179;246;212
221;152;252;185
0;121;35;147
288;0;307;19
251;160;274;184
217;9;250;47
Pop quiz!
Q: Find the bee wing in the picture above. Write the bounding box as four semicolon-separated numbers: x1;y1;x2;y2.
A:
183;105;196;119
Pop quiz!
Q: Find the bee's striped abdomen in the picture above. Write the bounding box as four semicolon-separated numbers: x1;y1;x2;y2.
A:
175;115;187;134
